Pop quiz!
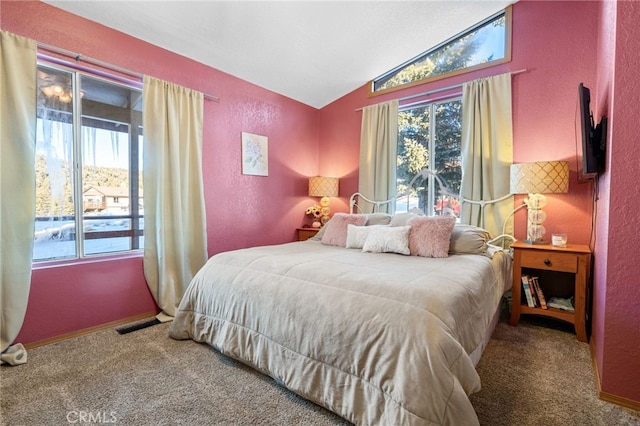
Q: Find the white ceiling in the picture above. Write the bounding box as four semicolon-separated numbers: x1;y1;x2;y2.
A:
44;1;515;109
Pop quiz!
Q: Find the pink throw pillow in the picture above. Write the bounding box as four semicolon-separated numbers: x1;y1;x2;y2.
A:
321;213;368;247
407;216;456;258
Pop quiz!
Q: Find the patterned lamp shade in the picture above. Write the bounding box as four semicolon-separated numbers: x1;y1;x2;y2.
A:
510;161;569;194
308;176;339;198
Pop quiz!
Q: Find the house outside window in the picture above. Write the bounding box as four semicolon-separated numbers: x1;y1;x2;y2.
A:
396;98;462;217
34;63;143;262
372;8;511;95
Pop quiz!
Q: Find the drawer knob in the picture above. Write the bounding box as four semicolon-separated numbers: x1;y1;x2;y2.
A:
544;259;551;266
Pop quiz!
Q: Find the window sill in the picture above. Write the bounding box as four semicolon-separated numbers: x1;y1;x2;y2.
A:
32;251;143;270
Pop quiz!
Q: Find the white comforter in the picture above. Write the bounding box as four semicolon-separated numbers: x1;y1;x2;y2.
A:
170;240;509;425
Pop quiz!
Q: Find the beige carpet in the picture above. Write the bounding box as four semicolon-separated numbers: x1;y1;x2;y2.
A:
1;315;639;425
470;316;640;425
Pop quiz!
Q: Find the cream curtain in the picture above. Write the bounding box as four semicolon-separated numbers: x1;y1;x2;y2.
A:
460;73;514;238
358;100;399;214
142;76;208;318
1;31;36;364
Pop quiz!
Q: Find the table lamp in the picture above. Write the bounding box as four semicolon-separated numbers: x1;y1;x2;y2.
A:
510;161;569;244
308;176;339;225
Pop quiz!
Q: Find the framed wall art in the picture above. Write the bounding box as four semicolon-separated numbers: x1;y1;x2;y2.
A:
241;132;268;176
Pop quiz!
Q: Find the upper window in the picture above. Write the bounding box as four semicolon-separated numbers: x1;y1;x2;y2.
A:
34;63;143;262
395;98;462;218
372;8;511;95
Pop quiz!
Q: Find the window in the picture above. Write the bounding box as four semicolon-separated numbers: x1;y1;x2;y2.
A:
396;98;462;217
34;63;143;262
372;8;511;95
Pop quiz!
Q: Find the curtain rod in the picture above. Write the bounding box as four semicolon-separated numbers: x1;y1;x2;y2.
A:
37;43;220;102
355;68;528;111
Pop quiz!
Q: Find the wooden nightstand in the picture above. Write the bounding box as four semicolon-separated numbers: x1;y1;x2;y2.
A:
296;227;320;241
510;241;592;342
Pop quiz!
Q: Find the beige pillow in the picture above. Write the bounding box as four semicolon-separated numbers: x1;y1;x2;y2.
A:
389;212;419;227
448;224;491;255
364;213;392;226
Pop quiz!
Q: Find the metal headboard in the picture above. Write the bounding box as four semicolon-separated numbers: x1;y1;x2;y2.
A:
349;168;456;214
348;193;394;214
349;167;516;248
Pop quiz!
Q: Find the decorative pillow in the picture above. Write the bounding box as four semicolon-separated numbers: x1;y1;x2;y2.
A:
364;213;392;226
449;224;491;255
320;213;368;247
345;224;389;249
389;211;424;227
407;216;456;258
361;225;411;255
346;224;371;249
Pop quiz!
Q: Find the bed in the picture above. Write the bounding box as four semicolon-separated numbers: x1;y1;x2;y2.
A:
169;202;512;425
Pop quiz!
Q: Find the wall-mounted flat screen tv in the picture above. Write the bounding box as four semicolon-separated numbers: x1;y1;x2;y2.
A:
578;83;607;179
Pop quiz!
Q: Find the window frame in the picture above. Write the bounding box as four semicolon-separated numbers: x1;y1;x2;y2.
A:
395;95;463;217
34;59;144;264
370;6;512;98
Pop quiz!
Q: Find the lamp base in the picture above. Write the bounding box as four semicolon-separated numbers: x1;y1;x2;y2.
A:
320;196;331;225
524;238;547;245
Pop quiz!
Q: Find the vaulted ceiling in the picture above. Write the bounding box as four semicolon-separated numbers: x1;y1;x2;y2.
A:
44;1;516;109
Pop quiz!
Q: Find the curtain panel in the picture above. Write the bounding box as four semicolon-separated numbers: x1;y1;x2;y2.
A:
460;73;514;238
0;30;37;364
142;76;208;318
358;100;399;214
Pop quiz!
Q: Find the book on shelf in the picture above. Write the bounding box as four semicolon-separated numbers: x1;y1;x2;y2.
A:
531;276;548;309
528;276;539;307
522;274;539;307
547;296;575;312
521;275;535;308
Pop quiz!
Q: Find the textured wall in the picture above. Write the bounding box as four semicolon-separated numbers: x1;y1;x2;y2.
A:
591;0;616;396
595;0;640;403
320;1;599;244
2;0;320;344
320;0;640;405
5;2;639;405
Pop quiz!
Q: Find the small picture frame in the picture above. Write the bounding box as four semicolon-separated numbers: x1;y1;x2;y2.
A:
241;132;268;176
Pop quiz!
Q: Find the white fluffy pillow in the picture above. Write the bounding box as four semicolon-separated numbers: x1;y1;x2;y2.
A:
346;225;370;249
362;225;411;255
346;224;389;249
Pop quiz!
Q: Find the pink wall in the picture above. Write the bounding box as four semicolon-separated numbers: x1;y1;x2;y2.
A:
2;0;320;344
321;1;598;244
23;257;158;342
320;0;640;406
592;0;615;397
3;0;638;407
508;1;597;243
593;0;640;404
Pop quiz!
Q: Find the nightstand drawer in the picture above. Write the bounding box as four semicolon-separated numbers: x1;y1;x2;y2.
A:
520;250;577;273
